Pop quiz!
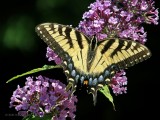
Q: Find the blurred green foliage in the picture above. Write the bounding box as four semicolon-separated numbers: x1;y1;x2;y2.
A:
1;0;93;52
3;16;35;51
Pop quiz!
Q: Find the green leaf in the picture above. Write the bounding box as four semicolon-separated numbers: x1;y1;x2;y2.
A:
99;85;115;110
23;114;52;120
22;114;34;120
6;65;62;83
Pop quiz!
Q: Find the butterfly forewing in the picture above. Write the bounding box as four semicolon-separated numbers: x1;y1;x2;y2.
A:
89;38;151;75
36;23;90;75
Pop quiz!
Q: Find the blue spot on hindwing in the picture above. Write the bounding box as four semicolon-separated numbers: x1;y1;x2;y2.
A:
68;63;72;70
89;78;92;86
98;75;104;83
92;78;98;86
75;74;79;84
71;70;76;77
80;76;84;84
104;70;110;77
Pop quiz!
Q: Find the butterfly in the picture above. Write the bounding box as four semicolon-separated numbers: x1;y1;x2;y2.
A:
35;23;151;104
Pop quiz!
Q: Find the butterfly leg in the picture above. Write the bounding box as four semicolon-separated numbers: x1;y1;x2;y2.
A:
89;87;98;106
66;82;77;99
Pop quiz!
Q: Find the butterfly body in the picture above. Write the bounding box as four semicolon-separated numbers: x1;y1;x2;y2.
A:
36;23;151;104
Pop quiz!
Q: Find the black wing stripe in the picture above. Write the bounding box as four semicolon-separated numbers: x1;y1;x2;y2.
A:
101;39;115;54
111;40;124;57
75;30;83;49
124;40;132;50
64;27;74;48
58;24;63;35
51;24;74;48
80;50;84;70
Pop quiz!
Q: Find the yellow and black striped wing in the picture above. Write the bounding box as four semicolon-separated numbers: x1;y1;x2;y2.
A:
35;23;90;75
89;38;151;74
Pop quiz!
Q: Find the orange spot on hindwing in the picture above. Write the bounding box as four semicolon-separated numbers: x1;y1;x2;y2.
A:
83;80;89;86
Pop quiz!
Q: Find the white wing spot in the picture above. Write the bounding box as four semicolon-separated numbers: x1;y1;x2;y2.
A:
91;87;95;92
143;55;146;58
147;52;150;56
69;78;74;82
97;84;103;88
63;61;67;65
37;27;40;30
65;70;69;74
105;78;110;82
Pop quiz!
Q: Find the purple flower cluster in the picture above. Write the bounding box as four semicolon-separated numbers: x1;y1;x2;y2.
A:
109;70;127;95
46;47;62;64
10;75;77;120
78;0;159;43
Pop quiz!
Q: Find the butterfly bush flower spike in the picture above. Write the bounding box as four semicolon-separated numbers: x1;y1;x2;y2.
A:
46;47;62;64
110;70;127;95
10;75;77;120
78;0;159;43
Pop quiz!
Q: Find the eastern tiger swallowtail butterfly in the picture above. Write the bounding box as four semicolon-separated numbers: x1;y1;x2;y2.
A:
35;23;151;104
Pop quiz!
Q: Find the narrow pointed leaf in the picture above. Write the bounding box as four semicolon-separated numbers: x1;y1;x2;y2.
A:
6;65;62;83
99;85;115;110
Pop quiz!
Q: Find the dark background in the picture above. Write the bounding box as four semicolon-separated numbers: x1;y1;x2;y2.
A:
0;0;159;120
